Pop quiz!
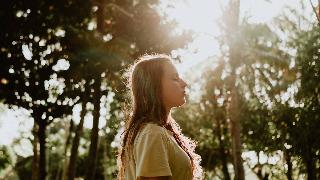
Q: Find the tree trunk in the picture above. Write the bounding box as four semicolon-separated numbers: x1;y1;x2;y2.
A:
31;122;39;180
254;151;264;180
306;158;316;180
38;120;47;180
67;98;88;180
229;85;244;180
284;150;292;180
85;78;101;180
60;119;74;180
216;118;231;180
226;0;245;179
96;0;105;33
101;131;109;180
305;145;316;180
85;1;105;179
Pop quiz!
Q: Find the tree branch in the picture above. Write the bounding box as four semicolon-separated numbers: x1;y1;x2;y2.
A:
309;0;320;24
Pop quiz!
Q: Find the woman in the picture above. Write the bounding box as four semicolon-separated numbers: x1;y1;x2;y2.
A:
117;54;203;180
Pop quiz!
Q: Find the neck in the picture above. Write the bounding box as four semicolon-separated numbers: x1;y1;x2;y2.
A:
166;110;171;123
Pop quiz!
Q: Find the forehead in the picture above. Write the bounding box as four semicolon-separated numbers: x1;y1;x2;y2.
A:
163;61;178;75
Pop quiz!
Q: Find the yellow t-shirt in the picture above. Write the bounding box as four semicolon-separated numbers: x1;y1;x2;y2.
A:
125;123;193;180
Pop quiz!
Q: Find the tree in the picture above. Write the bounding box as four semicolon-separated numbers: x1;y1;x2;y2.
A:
291;25;320;180
273;3;320;178
222;0;245;179
0;0;92;179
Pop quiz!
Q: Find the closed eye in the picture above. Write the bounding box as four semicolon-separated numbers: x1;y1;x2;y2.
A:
172;77;180;81
172;73;180;80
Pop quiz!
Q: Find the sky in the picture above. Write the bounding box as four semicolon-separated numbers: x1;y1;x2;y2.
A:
0;0;316;162
155;1;313;178
156;0;314;75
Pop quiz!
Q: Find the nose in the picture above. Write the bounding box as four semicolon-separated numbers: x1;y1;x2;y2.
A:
181;79;188;88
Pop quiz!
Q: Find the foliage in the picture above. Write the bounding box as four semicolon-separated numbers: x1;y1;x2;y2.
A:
0;0;320;179
0;146;12;171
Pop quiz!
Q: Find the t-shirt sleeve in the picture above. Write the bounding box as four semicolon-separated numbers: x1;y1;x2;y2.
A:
134;130;172;178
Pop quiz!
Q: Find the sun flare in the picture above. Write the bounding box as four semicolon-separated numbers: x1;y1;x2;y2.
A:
157;0;225;74
156;0;307;75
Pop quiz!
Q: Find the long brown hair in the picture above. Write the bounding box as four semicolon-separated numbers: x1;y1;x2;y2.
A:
117;54;202;180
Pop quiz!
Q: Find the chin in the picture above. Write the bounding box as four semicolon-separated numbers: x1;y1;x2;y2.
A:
176;100;186;107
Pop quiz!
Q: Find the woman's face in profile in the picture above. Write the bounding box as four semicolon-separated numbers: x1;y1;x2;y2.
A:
161;61;188;109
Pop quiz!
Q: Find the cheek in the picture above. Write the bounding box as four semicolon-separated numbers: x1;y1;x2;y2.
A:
162;81;172;99
162;81;184;105
162;81;174;102
162;81;178;96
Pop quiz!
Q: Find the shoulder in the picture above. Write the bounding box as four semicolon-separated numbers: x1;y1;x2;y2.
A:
134;123;170;144
140;123;167;135
133;123;175;163
134;123;172;148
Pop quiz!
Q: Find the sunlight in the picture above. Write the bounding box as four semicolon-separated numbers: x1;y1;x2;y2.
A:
157;0;223;75
158;0;222;36
22;44;32;60
157;0;305;75
2;1;320;179
71;91;115;130
0;106;33;153
242;150;282;168
52;59;70;71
